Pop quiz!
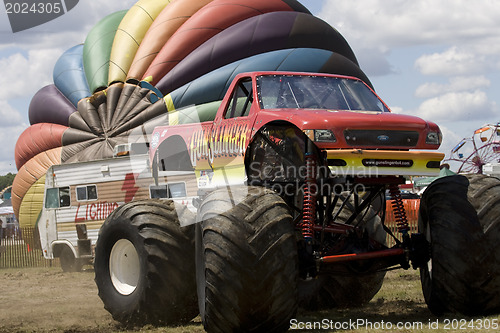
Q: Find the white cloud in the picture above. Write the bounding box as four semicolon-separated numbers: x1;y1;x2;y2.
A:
415;75;490;98
0;49;62;100
319;0;500;79
0;161;17;175
355;48;396;76
439;125;464;155
0;122;27;174
0;100;26;173
388;106;403;114
414;90;496;123
0;100;24;127
415;47;487;76
319;0;500;50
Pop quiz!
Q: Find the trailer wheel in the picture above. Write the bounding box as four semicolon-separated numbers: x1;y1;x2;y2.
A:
94;199;198;325
418;175;488;315
60;246;83;272
196;186;298;333
299;196;387;309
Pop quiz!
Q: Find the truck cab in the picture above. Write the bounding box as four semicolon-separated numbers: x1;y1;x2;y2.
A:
150;71;444;192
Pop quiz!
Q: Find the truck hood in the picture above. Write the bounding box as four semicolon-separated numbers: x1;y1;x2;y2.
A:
254;109;441;149
256;109;431;131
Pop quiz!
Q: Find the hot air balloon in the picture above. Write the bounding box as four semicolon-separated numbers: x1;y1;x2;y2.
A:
12;0;370;236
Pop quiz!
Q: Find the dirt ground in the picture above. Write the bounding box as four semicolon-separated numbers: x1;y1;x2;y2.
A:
0;267;498;333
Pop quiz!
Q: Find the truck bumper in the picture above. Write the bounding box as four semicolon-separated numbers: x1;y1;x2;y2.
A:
326;149;445;177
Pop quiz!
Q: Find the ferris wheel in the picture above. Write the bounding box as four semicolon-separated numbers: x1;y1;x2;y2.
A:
445;123;500;174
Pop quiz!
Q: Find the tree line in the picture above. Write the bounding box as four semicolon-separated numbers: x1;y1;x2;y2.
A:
0;173;16;192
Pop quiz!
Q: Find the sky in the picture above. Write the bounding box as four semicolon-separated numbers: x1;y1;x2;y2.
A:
0;0;499;175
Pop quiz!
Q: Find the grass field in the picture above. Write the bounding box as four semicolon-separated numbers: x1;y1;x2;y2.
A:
0;267;498;332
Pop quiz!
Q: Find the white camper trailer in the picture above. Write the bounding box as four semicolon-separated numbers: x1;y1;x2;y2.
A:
38;150;197;271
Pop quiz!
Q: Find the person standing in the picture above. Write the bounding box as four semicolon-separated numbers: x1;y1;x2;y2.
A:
0;215;6;246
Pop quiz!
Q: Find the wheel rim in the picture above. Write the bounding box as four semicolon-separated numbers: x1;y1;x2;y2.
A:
109;239;140;295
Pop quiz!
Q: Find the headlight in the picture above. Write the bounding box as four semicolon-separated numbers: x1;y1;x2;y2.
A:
304;129;337;142
426;131;442;145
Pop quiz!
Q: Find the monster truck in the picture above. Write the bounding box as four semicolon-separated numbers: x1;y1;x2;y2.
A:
94;71;500;330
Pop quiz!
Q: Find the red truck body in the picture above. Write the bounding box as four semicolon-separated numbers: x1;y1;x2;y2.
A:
150;71;443;183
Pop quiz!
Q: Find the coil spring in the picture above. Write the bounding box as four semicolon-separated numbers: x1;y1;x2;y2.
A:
301;153;316;239
388;184;409;234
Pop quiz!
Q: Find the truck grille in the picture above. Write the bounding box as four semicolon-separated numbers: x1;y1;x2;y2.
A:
344;130;419;147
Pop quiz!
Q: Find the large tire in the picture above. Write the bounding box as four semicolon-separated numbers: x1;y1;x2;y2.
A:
464;174;500;313
94;199;198;325
196;186;298;333
299;195;387;309
418;175;491;315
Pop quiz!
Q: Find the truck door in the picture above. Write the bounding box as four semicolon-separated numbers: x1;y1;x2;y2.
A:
39;185;70;258
210;77;256;184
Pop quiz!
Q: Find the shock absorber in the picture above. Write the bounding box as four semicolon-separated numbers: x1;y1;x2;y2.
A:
301;153;317;240
388;184;409;235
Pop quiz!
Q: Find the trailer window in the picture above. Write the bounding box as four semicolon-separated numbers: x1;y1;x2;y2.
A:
150;185;168;199
168;183;187;198
149;183;186;199
76;185;98;201
45;187;70;209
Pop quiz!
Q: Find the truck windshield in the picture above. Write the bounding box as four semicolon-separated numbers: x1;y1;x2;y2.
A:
256;74;389;112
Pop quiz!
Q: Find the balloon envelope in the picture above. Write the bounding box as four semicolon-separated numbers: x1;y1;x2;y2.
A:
29;85;76;126
157;11;358;93
142;0;309;85
15;123;67;170
83;10;127;93
126;0;214;81
53;44;91;107
108;0;172;85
